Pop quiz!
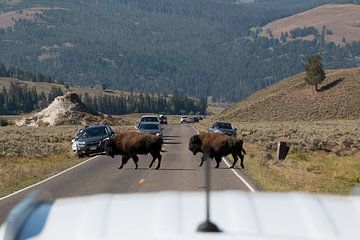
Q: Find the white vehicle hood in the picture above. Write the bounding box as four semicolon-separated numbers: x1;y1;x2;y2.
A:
1;191;360;240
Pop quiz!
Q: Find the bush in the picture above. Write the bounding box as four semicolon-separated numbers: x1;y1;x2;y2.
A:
0;118;8;126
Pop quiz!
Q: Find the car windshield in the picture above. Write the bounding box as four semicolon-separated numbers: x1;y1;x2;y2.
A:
139;124;160;130
140;117;158;122
82;127;107;138
216;123;232;129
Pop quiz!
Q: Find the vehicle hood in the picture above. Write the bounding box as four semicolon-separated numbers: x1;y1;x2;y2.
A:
1;191;359;240
138;129;161;134
217;128;236;134
76;135;108;143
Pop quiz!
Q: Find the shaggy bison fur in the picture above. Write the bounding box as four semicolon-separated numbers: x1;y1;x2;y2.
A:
189;132;246;168
105;131;164;169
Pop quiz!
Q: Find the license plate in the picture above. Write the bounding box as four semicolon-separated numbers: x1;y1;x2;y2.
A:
90;146;97;150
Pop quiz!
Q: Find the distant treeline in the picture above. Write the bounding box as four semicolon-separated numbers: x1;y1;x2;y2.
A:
2;0;360;102
0;83;63;114
0;82;206;115
0;62;55;83
81;91;207;115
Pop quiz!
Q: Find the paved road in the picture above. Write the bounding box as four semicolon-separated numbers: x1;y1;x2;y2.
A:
0;124;253;223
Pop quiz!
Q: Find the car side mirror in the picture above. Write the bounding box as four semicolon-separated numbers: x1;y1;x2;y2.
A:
71;139;75;143
134;126;138;130
235;128;237;131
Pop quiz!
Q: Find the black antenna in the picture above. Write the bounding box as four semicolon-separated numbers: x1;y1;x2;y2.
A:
197;155;221;232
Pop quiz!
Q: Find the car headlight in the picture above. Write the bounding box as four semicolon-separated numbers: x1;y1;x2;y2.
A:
77;141;86;145
156;133;160;136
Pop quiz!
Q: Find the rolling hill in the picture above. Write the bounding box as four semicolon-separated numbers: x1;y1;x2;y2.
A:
260;4;360;45
220;67;360;122
0;0;360;101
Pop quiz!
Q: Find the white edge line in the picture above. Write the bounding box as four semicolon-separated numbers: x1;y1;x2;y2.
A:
0;155;100;201
222;157;256;192
191;124;256;192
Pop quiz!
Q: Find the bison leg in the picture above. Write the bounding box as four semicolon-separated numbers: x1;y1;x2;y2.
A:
119;155;130;169
155;154;162;169
199;155;206;167
149;152;162;169
130;154;139;169
231;153;238;168
214;156;222;168
238;152;245;169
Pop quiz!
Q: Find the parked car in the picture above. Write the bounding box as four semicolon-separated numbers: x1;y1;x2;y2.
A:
180;116;188;124
159;115;168;124
187;117;195;123
137;122;163;138
138;115;160;124
208;122;237;137
137;115;160;128
71;124;115;158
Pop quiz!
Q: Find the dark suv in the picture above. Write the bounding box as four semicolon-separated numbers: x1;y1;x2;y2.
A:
71;124;115;158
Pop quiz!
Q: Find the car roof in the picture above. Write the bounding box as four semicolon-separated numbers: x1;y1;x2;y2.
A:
140;115;159;118
139;122;160;125
84;124;108;129
2;191;359;240
214;121;231;125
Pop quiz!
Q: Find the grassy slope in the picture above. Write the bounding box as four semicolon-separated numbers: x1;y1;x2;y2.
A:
0;77;134;97
221;67;360;122
260;4;360;45
195;67;360;195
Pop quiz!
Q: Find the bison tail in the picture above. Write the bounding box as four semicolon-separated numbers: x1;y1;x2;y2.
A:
242;148;246;155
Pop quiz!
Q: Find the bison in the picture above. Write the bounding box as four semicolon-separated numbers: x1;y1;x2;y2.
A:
189;132;246;169
105;131;164;169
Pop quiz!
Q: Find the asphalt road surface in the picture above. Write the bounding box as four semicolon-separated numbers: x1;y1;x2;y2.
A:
0;124;254;224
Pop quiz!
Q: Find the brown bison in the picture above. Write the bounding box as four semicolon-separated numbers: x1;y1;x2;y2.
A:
105;131;164;169
189;132;246;169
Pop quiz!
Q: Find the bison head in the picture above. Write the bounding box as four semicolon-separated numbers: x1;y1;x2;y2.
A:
188;134;202;155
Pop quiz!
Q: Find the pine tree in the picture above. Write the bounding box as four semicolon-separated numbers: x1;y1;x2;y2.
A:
304;55;326;92
48;87;63;102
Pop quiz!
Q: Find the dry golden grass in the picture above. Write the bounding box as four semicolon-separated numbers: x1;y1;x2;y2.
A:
0;153;83;197
260;4;360;45
238;147;360;195
0;116;136;197
195;117;360;195
222;67;360;122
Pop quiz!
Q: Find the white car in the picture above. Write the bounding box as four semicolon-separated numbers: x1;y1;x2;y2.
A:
180;116;188;124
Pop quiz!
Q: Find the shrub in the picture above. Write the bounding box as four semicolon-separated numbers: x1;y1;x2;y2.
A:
0;118;8;126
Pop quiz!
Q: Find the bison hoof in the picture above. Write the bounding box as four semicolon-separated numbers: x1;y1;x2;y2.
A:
230;165;235;169
215;165;219;168
155;166;160;170
118;166;123;169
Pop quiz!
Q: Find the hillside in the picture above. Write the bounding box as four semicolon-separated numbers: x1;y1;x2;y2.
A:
0;0;360;100
221;67;360;122
0;77;134;97
260;4;360;45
